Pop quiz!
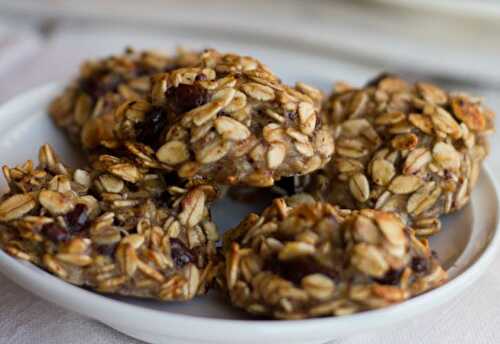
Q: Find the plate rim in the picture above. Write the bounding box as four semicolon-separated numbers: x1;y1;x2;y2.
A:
0;82;499;342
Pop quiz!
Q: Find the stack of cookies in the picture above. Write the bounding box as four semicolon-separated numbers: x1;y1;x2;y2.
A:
0;48;493;319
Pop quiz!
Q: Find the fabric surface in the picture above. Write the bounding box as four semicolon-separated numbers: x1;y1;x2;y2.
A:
1;254;499;344
0;11;499;344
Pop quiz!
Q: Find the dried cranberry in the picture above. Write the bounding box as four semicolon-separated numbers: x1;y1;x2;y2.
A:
374;268;403;285
166;84;210;115
170;238;196;268
411;256;429;273
135;106;168;148
42;223;69;243
64;204;89;234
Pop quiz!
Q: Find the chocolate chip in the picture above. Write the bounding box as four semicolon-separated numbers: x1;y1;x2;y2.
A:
374;268;403;285
411;256;429;273
166;84;210;115
135;106;168;148
42;223;69;243
170;238;196;268
64;204;89;234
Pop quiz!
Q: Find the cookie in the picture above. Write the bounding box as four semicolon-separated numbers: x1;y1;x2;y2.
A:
0;145;219;301
306;75;492;236
222;199;447;319
113;49;334;187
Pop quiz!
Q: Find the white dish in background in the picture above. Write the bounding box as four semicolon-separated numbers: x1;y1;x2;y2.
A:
3;0;500;87
375;0;500;20
0;82;498;344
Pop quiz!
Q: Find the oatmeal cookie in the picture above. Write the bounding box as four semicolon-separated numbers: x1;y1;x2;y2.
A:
306;75;493;236
0;145;219;301
49;48;200;151
222;199;447;319
113;49;334;187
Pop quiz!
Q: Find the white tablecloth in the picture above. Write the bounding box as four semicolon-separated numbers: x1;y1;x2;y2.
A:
0;4;500;343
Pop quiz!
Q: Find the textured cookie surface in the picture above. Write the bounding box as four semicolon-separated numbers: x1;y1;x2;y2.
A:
49;48;200;150
0;145;219;301
113;50;334;187
306;75;492;236
223;199;447;319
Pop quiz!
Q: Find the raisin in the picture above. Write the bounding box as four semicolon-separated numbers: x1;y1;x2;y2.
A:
162;172;182;186
166;84;210;115
195;74;208;81
135;106;168;148
411;256;429;273
287;111;297;121
374;268;403;285
42;223;69;243
97;244;117;256
170;238;196;268
157;190;172;208
64;204;89;234
265;257;338;286
127;183;139;192
80;70;123;100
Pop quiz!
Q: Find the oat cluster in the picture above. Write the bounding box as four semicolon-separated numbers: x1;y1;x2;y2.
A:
1;48;494;319
305;75;492;236
0;145;219;300
223;199;446;319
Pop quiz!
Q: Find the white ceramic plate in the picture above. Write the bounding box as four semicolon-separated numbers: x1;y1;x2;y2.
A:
0;83;499;344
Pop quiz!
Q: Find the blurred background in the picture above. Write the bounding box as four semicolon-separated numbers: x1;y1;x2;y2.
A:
0;1;500;343
2;0;500;98
2;0;499;153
